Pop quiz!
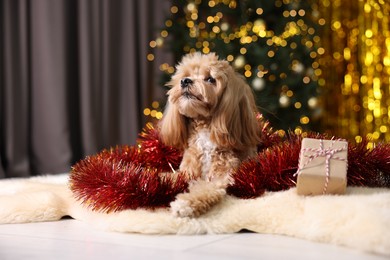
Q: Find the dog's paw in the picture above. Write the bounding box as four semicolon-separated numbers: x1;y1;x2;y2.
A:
170;198;194;218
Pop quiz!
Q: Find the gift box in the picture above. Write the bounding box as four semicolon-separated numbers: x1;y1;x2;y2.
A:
296;138;348;195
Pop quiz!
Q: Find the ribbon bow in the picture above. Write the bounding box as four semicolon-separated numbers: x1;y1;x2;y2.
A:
295;139;348;194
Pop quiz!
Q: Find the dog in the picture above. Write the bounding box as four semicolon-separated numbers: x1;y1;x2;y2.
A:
159;52;261;217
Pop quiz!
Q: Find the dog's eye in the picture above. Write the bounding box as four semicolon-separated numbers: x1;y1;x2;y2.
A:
205;76;216;84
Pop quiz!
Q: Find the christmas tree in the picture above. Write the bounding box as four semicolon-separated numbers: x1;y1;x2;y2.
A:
149;0;322;133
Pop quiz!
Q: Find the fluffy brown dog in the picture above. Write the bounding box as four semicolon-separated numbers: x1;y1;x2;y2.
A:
160;52;260;217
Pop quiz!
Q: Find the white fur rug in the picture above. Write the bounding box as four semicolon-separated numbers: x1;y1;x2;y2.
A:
0;174;389;256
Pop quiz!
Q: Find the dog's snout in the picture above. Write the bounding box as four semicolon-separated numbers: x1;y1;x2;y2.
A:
181;78;193;88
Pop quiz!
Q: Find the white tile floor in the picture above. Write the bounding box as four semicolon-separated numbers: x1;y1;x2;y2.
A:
0;218;386;260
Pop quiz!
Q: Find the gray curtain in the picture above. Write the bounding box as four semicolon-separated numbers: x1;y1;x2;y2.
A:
0;0;170;178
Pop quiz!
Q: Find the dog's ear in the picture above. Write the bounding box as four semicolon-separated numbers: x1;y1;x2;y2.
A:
210;68;260;150
159;96;188;149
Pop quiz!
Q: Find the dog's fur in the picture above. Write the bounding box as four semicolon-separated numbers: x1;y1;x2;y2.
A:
160;52;260;217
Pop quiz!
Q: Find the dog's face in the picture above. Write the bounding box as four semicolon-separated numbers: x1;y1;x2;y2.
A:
166;52;229;119
160;52;260;150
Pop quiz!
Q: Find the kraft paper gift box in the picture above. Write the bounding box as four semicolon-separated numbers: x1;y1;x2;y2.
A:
296;138;348;195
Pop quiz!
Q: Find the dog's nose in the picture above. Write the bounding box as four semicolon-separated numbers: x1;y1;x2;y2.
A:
181;78;193;88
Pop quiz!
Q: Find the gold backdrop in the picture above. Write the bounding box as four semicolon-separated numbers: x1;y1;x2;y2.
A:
318;0;390;145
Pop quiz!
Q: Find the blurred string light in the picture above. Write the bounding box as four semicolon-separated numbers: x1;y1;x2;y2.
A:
147;0;322;133
143;101;163;122
317;0;390;145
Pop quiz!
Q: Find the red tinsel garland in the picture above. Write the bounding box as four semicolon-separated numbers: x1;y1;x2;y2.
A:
227;133;302;198
70;146;188;212
70;121;390;213
347;140;390;187
137;123;183;172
